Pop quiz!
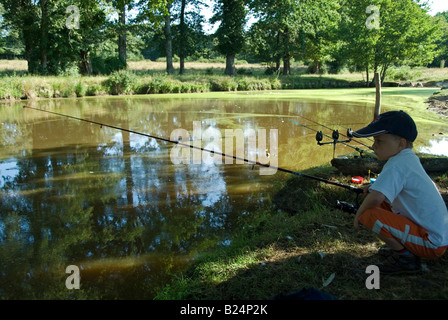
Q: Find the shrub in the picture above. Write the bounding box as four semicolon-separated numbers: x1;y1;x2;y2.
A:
270;78;282;89
86;83;106;96
91;56;127;75
0;77;23;99
210;78;238;91
61;82;78;98
75;81;86;97
104;70;137;95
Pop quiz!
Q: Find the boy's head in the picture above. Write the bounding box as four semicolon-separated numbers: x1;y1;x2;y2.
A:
352;111;417;161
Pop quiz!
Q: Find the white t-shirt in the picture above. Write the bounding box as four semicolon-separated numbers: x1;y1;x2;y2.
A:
370;148;448;247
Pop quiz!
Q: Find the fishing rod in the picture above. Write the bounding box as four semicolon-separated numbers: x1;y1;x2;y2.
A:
23;105;363;196
279;116;374;158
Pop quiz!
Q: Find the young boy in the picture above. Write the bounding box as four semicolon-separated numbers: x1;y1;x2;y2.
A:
352;110;448;275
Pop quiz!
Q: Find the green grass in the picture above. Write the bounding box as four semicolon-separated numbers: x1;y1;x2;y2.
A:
155;166;448;300
2;60;448;101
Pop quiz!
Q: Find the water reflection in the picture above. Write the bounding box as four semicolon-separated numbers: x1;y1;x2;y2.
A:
0;95;413;299
419;137;448;157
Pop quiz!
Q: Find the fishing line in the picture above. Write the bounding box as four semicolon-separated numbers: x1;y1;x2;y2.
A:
23;105;363;194
291;113;373;148
278;116;375;158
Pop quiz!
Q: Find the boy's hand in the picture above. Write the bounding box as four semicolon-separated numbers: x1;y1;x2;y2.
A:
361;184;371;197
353;212;364;230
353;190;386;230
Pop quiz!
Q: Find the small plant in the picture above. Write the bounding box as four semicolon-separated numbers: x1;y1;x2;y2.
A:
75;81;86;97
104;70;137;95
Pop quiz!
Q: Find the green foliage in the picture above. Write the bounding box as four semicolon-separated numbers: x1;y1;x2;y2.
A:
338;0;441;83
430;12;448;68
246;0;341;75
0;0;445;78
212;0;246;56
104;70;137;95
0;76;23;99
91;56;127;75
386;66;423;81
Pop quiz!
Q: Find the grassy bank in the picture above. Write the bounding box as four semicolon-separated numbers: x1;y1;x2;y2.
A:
155;166;448;300
2;60;448;101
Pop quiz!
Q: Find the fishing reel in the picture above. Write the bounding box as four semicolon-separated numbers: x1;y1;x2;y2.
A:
335;200;359;214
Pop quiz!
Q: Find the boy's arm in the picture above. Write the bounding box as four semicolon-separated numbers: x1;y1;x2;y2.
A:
354;190;386;230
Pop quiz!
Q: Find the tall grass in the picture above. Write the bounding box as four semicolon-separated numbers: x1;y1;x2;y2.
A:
2;62;447;101
0;70;289;100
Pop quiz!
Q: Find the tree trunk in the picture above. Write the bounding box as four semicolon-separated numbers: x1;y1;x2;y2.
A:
118;2;127;67
164;7;174;75
179;0;186;75
365;64;370;87
374;72;381;120
80;50;93;75
39;0;48;73
380;64;388;85
282;53;290;75
312;59;319;74
225;54;236;76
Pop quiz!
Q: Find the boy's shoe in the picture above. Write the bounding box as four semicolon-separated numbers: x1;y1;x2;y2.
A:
377;247;393;258
378;253;421;275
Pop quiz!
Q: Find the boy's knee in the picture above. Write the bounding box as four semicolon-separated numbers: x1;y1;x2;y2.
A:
358;207;379;230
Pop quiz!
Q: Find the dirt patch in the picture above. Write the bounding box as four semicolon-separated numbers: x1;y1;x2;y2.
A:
426;90;448;117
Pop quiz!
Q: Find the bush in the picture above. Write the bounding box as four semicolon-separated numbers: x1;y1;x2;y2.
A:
237;78;272;91
91;56;127;75
86;83;107;96
61;82;78;98
210;78;238;91
0;77;23;99
104;70;137;95
386;66;422;82
37;83;54;98
75;81;86;97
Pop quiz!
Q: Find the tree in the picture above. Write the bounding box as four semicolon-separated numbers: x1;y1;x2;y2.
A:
300;0;341;74
168;0;208;74
431;12;448;68
164;1;175;74
0;0;111;74
135;0;171;72
339;0;441;85
248;0;340;75
113;0;134;68
0;0;40;73
0;3;24;59
211;0;246;76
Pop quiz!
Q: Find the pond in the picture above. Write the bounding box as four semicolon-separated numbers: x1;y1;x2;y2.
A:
1;89;447;299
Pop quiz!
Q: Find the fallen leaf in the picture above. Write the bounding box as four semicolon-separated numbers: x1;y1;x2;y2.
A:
322;273;336;287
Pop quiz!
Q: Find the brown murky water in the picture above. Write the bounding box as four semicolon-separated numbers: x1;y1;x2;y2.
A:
0;93;446;299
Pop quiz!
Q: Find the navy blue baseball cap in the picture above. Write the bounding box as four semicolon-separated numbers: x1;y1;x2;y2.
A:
353;110;418;142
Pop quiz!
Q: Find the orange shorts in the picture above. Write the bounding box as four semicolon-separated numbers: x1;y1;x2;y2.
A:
359;202;447;259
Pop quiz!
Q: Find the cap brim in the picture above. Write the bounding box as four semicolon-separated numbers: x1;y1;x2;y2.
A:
352;127;388;138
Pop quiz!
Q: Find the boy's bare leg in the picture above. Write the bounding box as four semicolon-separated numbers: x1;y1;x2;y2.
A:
377;234;405;251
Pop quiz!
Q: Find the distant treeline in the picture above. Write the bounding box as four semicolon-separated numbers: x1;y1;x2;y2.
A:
1;0;448;81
